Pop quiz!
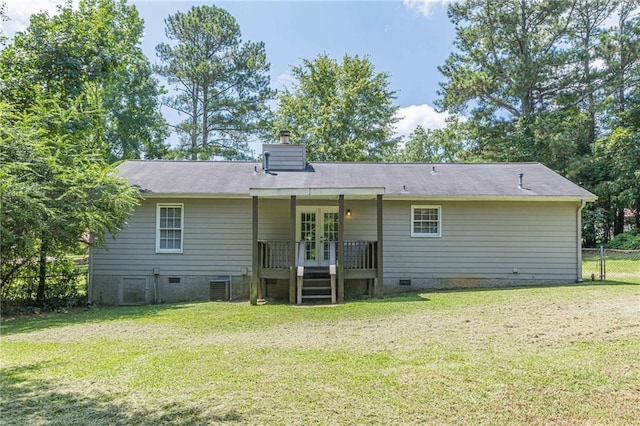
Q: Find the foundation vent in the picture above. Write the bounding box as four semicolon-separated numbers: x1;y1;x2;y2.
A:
399;279;412;286
210;277;231;301
168;277;181;284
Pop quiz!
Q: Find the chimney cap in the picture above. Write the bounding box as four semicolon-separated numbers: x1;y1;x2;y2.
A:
279;130;291;144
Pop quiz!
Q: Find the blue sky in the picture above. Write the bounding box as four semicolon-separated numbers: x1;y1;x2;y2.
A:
2;0;458;140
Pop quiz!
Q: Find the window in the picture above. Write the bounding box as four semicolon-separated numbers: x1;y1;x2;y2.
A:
156;204;184;253
411;205;441;237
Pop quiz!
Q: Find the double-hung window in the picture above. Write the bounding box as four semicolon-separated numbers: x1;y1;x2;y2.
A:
411;205;441;237
156;203;184;253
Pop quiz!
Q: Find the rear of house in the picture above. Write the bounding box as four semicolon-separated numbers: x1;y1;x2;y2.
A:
90;144;596;305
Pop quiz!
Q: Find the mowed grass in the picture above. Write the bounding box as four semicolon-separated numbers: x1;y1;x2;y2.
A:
2;281;639;425
583;256;640;281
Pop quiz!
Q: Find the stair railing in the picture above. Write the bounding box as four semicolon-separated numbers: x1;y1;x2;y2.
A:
296;240;306;305
329;240;337;304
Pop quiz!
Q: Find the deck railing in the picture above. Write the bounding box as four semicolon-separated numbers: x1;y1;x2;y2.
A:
343;241;377;270
258;240;378;271
258;240;290;269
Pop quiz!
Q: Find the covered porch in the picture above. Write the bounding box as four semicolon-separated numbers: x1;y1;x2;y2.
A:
249;188;385;305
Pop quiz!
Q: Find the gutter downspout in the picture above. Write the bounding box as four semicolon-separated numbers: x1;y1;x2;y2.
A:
576;200;586;282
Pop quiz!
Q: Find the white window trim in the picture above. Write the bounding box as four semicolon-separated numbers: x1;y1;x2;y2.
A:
411;205;442;238
156;203;184;253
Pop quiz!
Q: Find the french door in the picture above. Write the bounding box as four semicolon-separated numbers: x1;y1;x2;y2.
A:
297;207;339;266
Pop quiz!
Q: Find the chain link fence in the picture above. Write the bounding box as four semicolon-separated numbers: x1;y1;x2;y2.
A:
582;248;640;282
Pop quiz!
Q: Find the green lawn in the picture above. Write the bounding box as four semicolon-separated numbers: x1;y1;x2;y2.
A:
583;255;640;281
2;282;639;425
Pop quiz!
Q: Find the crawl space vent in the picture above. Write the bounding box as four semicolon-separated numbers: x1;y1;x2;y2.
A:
209;277;230;301
168;277;181;284
399;279;412;286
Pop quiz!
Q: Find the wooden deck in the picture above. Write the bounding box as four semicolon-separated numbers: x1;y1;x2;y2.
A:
258;240;378;303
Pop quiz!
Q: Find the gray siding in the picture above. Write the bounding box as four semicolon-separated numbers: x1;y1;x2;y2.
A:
257;199;377;241
383;200;579;288
91;196;581;303
91;198;252;304
93;198;252;275
262;144;306;170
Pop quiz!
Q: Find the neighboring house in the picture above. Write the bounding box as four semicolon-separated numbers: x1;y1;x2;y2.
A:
90;137;596;305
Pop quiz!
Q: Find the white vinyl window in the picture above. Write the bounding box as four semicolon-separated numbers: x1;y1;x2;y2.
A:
411;205;441;237
156;203;184;253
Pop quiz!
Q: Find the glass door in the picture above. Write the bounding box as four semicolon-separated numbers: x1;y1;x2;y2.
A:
297;207;339;266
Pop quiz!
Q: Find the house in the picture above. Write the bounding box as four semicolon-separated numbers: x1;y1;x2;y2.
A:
89;136;597;305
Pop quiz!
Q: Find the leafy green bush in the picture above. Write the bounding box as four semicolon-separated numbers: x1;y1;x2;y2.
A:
607;229;640;250
1;259;86;314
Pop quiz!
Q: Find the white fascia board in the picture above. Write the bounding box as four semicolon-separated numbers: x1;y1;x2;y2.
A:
137;191;596;203
249;187;385;197
386;194;598;202
249;188;310;197
309;187;385;196
139;192;249;199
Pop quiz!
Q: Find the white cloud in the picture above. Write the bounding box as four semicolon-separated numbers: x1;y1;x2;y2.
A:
1;0;79;38
275;72;296;91
395;104;452;139
403;0;453;18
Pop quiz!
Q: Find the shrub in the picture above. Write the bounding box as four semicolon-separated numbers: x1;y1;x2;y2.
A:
607;229;640;250
1;258;86;314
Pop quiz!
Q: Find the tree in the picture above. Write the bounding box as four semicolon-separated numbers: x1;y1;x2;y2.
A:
401;122;469;163
566;0;617;154
0;0;168;162
598;1;640;119
0;0;157;304
0;1;7;46
156;5;273;160
273;53;399;162
0;98;139;303
436;0;640;243
437;0;576;164
102;52;170;162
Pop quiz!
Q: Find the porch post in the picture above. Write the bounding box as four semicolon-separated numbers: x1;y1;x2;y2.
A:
376;194;384;297
338;194;345;303
250;196;259;305
289;195;297;304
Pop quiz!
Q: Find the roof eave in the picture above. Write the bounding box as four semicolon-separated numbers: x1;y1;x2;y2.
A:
137;191;597;203
386;194;598;202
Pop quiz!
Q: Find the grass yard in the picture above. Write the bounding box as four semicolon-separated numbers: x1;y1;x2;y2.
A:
2;281;639;425
582;253;640;281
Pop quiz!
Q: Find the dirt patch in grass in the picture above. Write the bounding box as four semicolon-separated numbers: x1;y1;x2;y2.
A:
3;285;640;425
5;291;639;351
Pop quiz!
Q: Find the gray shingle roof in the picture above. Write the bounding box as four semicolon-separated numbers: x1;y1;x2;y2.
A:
116;161;596;200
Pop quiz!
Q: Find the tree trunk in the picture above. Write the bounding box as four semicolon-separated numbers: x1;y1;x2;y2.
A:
202;79;209;158
36;238;48;306
613;209;625;235
191;82;199;160
584;36;596;155
585;221;597;247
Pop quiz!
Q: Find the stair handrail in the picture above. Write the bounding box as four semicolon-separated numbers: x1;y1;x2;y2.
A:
329;240;337;304
296;240;305;305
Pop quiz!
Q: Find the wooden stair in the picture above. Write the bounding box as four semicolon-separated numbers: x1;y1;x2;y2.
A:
301;267;332;302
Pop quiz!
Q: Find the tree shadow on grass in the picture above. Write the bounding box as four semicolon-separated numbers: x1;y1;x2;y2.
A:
0;301;213;336
0;363;242;425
